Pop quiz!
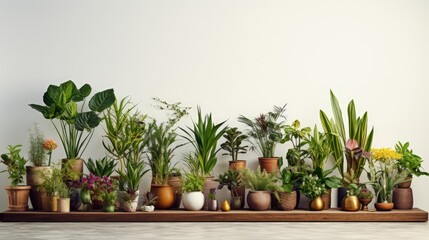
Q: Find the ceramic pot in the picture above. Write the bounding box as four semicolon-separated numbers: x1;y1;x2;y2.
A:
124;201;138;212
230;196;242;210
393;188;413;210
309;197;324;211
359;198;372;211
208;200;218;211
167;175;183;208
26;166;52;210
70;188;83;211
341;195;360;211
5;185;31;211
375;202;394;211
258;157;279;173
278;191;297;211
151;185;175;209
182;191;204;211
50;195;58;212
141;205;155;212
397;175;412;188
103;205;115;212
337;187;347;208
57;198;70;213
321;189;331;210
229;160;247;171
247;190;271;211
202;177;219;210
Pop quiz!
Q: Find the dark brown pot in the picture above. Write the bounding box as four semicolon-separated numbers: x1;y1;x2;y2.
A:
321;189;331;210
359;198;372;211
397;176;412;188
202;177;219;210
26;166;52;210
168;175;183;208
278;191;297;211
297;191;311;210
258;157;279;173
230;196;242;210
375;202;394;211
393;188;413;210
150;185;175;210
309;197;324;211
5;186;31;211
247;190;271;211
229;160;247;171
61;158;84;179
235;185;246;209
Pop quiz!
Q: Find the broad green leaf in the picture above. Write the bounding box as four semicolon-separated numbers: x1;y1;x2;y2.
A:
75;111;101;131
89;89;115;112
63;101;78;120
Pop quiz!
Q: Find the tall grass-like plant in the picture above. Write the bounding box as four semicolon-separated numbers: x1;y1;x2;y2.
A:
180;108;226;177
319;90;374;186
238;105;287;158
30;80;116;159
28;125;46;166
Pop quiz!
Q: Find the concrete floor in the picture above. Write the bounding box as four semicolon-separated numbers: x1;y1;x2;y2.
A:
0;222;428;240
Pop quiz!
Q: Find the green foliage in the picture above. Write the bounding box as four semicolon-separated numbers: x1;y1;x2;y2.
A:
208;188;217;200
62;159;81;181
278;168;301;193
220;127;248;161
299;175;327;200
141;191;158;206
216;170;242;197
180;108;226;176
28;125;46;166
306;126;330;170
182;172;205;193
395;141;429;177
241;167;281;191
39;163;67;196
1;145;27;186
281;120;311;170
30;80;116;159
346;183;360;196
358;187;374;199
117;161;149;194
319;90;374;186
85;157;117;178
58;184;71;198
101;190;117;206
151;97;191;128
238;105;287;158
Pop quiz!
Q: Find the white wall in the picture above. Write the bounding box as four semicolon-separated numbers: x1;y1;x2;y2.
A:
1;0;428;211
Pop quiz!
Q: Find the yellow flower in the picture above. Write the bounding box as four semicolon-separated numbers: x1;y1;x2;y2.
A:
43;139;58;151
371;148;402;162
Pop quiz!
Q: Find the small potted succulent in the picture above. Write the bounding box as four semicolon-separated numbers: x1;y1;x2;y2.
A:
220;127;248;170
181;172;205;211
241;167;281;211
358;186;374;211
341;183;360;211
216;170;243;209
1;145;31;211
207;188;218;211
141;191;158;212
238;105;287;173
299;175;327;211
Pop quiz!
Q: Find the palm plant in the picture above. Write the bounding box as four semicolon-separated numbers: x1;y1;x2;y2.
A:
238;104;287;158
220;127;248;161
84;157;117;178
319;90;374;186
180;108;226;177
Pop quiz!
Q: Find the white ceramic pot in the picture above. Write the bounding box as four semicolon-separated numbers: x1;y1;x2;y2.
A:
117;190;139;211
141;205;155;212
124;201;138;212
182;191;204;211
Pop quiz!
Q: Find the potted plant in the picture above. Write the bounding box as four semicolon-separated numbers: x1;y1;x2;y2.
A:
341;183;360;211
30;80;116;175
299;175;327;211
101;190;118;212
393;141;428;209
358;186;374;211
207;188;218;211
282;120;311;173
320;90;374;207
84;157;117;178
26;125;54;210
57;183;70;213
277;168;301;211
181;172;205;211
180;107;226;210
116;161;149;211
141;191;158;212
241;166;281;211
368;148;409;211
76;173;116;210
238;104;287;173
1;145;31;211
216;170;244;210
220;127;248;170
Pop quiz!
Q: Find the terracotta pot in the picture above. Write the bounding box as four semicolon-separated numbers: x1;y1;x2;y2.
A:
208;200;218;211
321;189;331;210
247;190;271;211
229;160;246;171
309;196;324;211
258;157;279;173
397;176;412;188
278;191;297;211
167;175;183;208
26;166;52;210
202;177;219;210
230;196;242;210
61;158;84;178
57;198;70;213
375;202;394;211
182;191;204;211
5;186;31;211
359;198;372;211
393;188;413;210
337;187;348;208
341;195;360;211
50;195;58;212
151;185;175;209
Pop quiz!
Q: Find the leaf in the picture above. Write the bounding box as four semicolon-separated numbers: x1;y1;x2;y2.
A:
63;101;78;120
75;112;101;131
89;89;116;112
60;80;78;102
29;104;52;119
43;85;62;106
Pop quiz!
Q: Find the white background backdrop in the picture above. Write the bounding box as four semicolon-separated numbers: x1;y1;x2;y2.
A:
1;0;428;211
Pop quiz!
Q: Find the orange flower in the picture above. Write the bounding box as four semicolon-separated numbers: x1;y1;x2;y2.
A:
43;139;58;151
